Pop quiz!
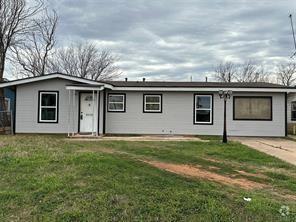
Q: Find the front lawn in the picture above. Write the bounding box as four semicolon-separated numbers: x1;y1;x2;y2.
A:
0;135;295;221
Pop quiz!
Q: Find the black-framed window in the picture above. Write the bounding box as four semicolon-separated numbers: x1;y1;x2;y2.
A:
292;101;296;121
108;94;125;112
38;91;59;123
194;94;213;124
233;96;272;121
143;94;162;113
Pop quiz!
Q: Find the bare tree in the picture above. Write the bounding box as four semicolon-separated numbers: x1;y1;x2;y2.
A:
214;60;270;83
50;42;121;81
0;0;44;82
12;9;58;77
276;62;296;86
0;0;44;128
236;61;270;83
214;62;237;82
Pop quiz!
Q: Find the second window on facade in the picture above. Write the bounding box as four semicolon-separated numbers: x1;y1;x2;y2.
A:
108;94;125;112
144;94;162;113
194;94;213;124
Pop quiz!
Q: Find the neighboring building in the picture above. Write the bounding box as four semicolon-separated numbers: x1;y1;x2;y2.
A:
288;92;296;134
0;79;15;113
0;73;295;137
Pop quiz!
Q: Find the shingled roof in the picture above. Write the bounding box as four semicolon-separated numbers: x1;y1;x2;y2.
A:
104;81;290;88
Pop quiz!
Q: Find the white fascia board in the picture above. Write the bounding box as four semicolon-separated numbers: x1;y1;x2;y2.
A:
111;87;296;93
0;74;114;89
65;86;104;91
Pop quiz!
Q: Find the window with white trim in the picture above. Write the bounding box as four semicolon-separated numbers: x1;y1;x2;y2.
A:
108;94;125;112
292;101;296;121
39;91;58;123
144;94;162;113
194;95;212;124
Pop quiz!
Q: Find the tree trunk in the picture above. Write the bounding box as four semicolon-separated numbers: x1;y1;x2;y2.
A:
0;53;9;132
0;52;6;100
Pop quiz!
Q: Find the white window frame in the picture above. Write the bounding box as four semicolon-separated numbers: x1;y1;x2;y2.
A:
39;91;58;123
194;94;213;124
144;94;162;113
108;94;125;112
4;98;10;111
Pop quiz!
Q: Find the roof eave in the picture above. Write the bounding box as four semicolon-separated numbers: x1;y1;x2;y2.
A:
0;73;113;89
110;86;296;93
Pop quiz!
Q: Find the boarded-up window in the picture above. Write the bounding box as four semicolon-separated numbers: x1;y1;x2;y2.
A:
233;97;272;120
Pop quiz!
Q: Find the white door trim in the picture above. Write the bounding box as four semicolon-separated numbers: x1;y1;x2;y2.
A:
79;92;98;134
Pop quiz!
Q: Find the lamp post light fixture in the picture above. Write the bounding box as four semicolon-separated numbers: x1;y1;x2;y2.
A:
218;90;232;143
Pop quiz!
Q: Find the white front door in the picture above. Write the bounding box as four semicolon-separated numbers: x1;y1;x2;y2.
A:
79;93;98;133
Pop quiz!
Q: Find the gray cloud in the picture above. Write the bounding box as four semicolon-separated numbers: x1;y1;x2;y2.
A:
48;0;296;81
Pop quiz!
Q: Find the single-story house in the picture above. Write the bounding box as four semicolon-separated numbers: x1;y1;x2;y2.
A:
0;72;296;137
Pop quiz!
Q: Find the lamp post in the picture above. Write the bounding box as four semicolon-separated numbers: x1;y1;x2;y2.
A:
218;90;232;143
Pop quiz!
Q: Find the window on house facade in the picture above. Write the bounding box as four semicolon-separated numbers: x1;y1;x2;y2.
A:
108;94;125;112
143;94;162;113
194;94;213;124
39;91;58;123
4;98;10;111
292;101;296;121
233;96;272;120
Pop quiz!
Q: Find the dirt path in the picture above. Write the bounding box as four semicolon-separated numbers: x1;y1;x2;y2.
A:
143;160;266;190
231;137;296;166
79;147;266;190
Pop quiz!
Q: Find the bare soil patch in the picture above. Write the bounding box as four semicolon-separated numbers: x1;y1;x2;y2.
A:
78;147;267;190
77;147;130;156
236;170;268;179
143;160;266;190
203;158;222;163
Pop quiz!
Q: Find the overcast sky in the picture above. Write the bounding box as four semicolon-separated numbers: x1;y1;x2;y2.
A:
48;0;296;81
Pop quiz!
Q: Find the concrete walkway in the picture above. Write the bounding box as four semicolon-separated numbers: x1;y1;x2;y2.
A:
68;135;205;142
231;137;296;166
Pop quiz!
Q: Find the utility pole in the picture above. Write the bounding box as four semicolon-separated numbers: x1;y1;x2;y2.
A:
289;14;296;58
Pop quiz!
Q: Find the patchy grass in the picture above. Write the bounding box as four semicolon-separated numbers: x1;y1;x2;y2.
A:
0;135;295;221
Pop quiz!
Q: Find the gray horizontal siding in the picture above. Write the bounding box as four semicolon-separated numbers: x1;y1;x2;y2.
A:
15;78;286;136
15;78;79;133
106;91;286;137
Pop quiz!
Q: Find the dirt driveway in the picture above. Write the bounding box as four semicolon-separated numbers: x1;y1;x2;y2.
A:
231;137;296;166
